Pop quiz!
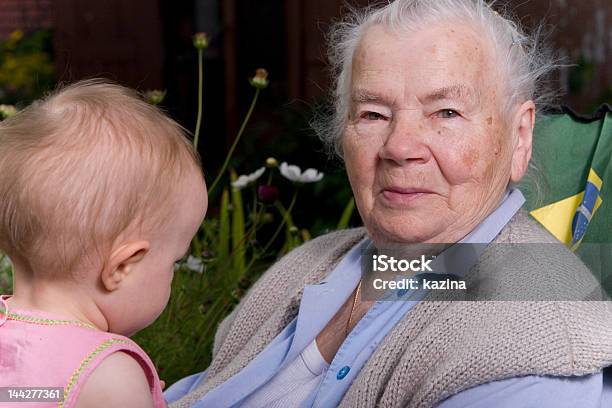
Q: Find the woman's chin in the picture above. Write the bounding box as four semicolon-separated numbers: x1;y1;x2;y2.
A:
369;222;443;245
367;206;450;244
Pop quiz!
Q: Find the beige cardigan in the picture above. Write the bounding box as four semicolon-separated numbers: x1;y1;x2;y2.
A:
172;211;612;407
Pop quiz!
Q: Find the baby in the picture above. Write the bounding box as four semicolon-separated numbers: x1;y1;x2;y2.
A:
0;80;207;407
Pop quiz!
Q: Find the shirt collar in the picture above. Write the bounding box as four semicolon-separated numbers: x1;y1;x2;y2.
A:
427;187;525;277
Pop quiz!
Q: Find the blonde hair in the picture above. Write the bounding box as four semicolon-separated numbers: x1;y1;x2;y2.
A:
0;79;203;278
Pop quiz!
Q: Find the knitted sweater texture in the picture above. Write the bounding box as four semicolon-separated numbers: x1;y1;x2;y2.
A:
171;211;612;407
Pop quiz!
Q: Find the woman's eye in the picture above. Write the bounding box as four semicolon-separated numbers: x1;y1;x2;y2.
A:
436;109;459;119
361;111;386;121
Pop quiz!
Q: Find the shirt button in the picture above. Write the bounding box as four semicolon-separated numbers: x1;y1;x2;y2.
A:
337;366;351;380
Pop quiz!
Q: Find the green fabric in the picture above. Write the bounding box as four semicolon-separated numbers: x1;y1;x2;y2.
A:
519;105;611;291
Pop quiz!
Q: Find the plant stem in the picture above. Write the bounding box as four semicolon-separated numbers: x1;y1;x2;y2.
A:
208;88;260;197
244;190;297;271
193;48;204;151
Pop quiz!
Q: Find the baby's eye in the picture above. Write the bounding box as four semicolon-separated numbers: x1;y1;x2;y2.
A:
436;109;460;119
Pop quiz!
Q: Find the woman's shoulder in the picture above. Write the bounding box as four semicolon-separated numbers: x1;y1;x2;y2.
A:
496;209;562;244
485;209;605;300
442;209;612;378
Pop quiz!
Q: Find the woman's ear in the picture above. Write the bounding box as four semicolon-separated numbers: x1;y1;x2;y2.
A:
510;100;535;182
101;241;150;292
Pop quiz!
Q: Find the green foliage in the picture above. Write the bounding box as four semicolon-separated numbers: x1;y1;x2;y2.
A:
337;197;356;230
0;254;12;294
0;30;54;104
230;171;246;278
218;189;230;260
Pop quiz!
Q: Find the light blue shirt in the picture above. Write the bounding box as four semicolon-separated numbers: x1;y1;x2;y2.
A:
165;188;612;407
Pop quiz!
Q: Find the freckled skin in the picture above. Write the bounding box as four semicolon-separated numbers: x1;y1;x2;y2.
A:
343;23;524;244
462;148;481;168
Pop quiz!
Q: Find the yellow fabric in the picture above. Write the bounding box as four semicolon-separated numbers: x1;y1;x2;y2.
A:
589;168;603;190
530;168;603;245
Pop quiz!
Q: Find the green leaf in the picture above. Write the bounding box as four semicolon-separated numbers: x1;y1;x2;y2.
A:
230;170;246;277
218;188;230;260
337;197;355;229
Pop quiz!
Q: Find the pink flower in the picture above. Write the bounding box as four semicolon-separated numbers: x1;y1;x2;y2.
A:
257;185;279;203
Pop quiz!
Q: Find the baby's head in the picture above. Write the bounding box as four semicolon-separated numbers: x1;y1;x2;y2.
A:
0;79;207;335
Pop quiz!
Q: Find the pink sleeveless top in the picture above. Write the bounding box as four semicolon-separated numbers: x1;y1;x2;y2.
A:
0;296;167;408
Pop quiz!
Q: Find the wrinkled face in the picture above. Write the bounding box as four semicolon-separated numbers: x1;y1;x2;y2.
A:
343;23;520;245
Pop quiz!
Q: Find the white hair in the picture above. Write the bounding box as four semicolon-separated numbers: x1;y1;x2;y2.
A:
313;0;559;158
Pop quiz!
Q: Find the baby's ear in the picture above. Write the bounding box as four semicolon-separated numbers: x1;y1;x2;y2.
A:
101;241;150;291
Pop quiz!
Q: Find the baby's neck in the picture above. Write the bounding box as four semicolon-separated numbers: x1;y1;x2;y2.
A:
8;277;109;332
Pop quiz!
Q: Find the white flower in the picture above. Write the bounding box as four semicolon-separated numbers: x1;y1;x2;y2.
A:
185;255;204;273
231;167;265;190
174;255;204;273
279;162;324;183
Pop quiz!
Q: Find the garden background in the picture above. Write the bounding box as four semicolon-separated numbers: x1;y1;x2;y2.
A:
0;0;610;386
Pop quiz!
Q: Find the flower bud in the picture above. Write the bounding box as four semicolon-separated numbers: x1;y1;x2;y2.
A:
289;226;299;235
193;32;209;50
143;90;166;105
257;185;279;203
263;212;274;224
0;105;17;120
249;68;269;89
265;157;278;168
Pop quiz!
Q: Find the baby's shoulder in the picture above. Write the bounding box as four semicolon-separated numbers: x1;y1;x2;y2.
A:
65;333;166;408
1;315;164;407
75;351;154;408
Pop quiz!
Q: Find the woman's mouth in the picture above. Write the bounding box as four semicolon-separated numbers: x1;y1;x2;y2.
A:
381;187;434;205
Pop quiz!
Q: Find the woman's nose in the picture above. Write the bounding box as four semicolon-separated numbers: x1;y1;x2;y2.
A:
378;113;432;165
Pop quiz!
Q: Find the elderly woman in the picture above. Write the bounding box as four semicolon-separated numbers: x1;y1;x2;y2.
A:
166;0;612;407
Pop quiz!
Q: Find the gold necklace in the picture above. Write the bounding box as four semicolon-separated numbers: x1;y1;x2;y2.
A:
345;280;363;338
